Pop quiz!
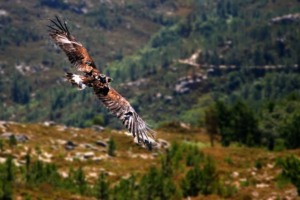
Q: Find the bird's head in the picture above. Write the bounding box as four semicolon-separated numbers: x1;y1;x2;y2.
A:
95;74;112;84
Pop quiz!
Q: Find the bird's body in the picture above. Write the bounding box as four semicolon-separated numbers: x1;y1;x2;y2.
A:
48;16;156;149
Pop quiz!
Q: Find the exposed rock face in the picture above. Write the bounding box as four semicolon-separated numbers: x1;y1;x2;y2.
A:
120;78;148;88
15;135;29;143
43;121;56;127
174;74;205;94
64;141;77;150
0;9;8;16
232;171;239;178
164;95;173;103
0;121;8;132
81;143;98;151
178;49;201;68
56;125;68;132
269;13;300;24
0;133;29;142
0;132;14;138
0;157;6;164
95;140;108;147
14;63;49;75
91;125;105;132
83;152;95;159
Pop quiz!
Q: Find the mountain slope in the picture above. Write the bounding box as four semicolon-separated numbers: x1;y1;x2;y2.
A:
0;0;300;129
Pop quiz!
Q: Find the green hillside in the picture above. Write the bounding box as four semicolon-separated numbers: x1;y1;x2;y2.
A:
1;0;300;129
1;0;300;199
0;0;190;126
1;0;300;147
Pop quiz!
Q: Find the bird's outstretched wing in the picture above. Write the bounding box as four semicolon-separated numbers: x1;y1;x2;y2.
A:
48;16;98;74
65;73;156;150
50;16;157;150
94;85;156;150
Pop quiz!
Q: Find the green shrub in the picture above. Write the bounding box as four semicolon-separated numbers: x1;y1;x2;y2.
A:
277;155;300;195
181;157;217;197
281;113;300;149
224;156;233;165
93;114;105;126
217;183;237;198
113;176;136;200
274;138;286;152
0;139;3;152
96;172;110;200
186;145;204;167
254;159;263;170
108;138;116;157
138;167;177;200
8;135;17;148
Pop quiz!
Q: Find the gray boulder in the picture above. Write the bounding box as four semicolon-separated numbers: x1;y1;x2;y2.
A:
95;140;107;148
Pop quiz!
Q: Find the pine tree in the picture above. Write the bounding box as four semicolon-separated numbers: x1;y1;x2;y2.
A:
279;155;300;194
138;166;177;200
138;167;160;200
74;167;87;195
231;100;260;146
205;105;219;147
181;165;202;197
30;160;44;183
0;182;13;200
0;139;3;152
215;101;233;146
181;157;217;197
96;172;110;200
5;156;14;182
0;156;14;200
108;138;116;157
200;157;217;195
10;75;30;104
281;113;300;149
25;152;31;182
113;175;136;200
8;135;17;148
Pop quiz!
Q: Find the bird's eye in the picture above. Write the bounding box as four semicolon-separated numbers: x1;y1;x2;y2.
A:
86;61;92;66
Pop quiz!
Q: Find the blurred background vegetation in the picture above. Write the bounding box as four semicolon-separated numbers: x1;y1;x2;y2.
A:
0;0;300;150
1;0;300;199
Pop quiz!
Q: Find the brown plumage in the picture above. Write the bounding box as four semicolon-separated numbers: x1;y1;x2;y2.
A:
48;16;98;75
48;17;156;150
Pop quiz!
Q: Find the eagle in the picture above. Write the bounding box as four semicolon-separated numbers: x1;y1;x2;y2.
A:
48;16;156;150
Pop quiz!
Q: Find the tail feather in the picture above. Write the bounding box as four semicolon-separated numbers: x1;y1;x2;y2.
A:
65;73;87;90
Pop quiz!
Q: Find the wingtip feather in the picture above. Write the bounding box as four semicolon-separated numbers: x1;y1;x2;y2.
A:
48;16;70;36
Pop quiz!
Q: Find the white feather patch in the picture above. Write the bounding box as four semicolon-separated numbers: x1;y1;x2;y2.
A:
72;74;86;90
57;35;82;46
57;36;72;44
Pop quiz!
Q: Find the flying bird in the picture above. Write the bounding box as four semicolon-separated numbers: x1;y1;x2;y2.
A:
48;16;156;150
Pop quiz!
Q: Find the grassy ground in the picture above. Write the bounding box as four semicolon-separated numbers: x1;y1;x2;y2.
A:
0;122;299;199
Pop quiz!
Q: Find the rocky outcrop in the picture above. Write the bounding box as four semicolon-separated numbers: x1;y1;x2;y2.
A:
95;140;108;147
178;49;201;68
174;73;206;94
91;125;105;132
64;141;77;150
42;121;56;127
0;132;29;142
120;78;148;88
269;13;300;24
